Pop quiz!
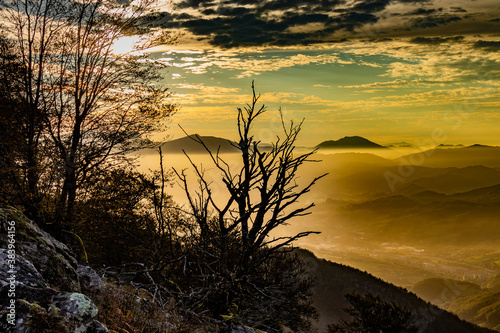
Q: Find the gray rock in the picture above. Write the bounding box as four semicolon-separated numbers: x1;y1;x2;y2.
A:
1;287;101;333
0;207;109;333
88;320;110;333
0;207;80;292
0;249;47;288
78;265;105;294
230;326;260;333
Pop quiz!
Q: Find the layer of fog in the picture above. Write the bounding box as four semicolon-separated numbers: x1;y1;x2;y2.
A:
134;146;500;289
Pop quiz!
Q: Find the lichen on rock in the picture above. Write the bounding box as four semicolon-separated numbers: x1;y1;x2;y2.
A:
57;292;99;322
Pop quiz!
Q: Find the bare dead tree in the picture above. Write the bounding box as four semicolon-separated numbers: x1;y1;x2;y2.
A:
174;81;326;277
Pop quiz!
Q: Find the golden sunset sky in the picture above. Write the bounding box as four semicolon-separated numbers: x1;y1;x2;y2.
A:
133;0;500;147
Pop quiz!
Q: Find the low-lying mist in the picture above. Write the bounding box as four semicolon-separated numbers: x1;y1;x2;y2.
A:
135;145;500;289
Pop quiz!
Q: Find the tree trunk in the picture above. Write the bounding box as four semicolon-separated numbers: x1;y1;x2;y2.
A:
60;116;81;225
24;104;40;221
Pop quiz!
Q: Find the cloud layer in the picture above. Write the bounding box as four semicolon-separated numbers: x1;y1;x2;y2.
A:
142;0;499;48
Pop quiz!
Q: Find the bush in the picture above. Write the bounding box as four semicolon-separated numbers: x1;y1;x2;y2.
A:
328;293;418;333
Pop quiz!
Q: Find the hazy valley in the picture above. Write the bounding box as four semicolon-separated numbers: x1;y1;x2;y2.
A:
137;135;500;331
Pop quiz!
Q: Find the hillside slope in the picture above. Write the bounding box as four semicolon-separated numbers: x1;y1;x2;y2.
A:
398;146;500;168
296;249;495;333
410;277;500;331
447;291;500;331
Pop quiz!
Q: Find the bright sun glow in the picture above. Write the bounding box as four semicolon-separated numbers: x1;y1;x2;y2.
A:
111;35;144;55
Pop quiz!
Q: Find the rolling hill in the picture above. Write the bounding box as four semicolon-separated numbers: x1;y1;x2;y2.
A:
323;164;500;199
398;146;500;168
447;290;500;331
396;165;500;195
341;187;500;246
450;184;500;203
411;278;484;306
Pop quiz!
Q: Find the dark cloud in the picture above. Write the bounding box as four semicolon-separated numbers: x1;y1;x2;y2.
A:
170;0;387;47
137;11;189;28
177;13;194;20
411;13;462;29
450;7;467;13
182;14;289;47
176;0;215;9
473;40;500;52
178;0;347;12
352;0;392;14
201;8;217;15
258;0;315;11
403;8;441;16
394;0;431;3
216;6;250;17
282;13;330;25
409;36;464;45
139;0;492;48
335;12;380;31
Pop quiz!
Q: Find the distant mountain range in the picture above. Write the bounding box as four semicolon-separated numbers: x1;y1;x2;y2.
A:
150;135;499;157
335;181;500;245
317;136;386;149
137;135;500;331
159;135;389;152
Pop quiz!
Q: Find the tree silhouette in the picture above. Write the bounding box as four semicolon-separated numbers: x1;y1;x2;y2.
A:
0;0;175;224
328;293;419;333
0;33;25;205
170;82;323;330
176;81;326;278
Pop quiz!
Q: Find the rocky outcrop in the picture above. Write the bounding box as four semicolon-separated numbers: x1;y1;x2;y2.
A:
78;265;105;295
0;207;79;291
0;206;251;333
0;206;107;332
227;326;261;333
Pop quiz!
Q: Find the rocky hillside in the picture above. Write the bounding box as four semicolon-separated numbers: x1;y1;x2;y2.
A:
0;206;264;333
1;206;495;333
0;206;107;332
411;277;500;331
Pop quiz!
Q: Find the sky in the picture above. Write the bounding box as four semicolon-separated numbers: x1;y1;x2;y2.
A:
131;0;500;147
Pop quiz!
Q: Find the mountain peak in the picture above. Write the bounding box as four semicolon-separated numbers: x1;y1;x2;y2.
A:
161;135;238;154
317;136;385;149
466;144;494;148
